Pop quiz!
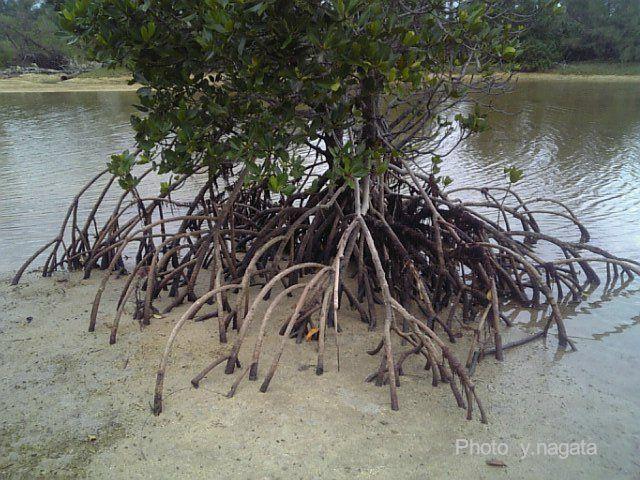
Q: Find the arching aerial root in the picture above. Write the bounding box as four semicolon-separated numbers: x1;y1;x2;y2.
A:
13;164;640;422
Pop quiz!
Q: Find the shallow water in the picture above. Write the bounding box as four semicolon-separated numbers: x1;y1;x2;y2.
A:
0;91;137;272
441;78;640;260
440;78;640;343
0;91;201;273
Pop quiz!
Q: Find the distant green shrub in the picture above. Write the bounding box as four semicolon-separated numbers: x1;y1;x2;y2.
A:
518;0;640;70
0;0;82;69
0;39;13;67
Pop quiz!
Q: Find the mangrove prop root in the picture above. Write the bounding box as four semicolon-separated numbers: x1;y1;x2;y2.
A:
15;164;639;422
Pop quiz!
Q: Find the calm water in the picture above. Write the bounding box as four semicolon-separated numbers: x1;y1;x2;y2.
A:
0;91;137;272
0;91;202;273
441;78;640;260
1;80;639;271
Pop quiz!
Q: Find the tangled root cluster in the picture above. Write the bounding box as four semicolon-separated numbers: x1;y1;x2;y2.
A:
14;162;639;421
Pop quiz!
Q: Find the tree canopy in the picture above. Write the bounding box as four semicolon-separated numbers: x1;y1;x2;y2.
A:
3;1;639;71
60;0;522;192
518;0;640;70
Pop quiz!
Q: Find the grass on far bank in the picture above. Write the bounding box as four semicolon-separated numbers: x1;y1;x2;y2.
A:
80;62;640;82
545;61;640;76
80;62;640;78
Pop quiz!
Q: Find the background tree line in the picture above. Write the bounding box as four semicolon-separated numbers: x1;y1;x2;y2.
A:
518;0;640;70
1;0;639;71
0;0;78;69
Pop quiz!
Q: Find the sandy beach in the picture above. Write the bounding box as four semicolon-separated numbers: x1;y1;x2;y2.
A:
1;269;638;479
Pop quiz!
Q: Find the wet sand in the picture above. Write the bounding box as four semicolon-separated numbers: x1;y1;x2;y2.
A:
1;270;638;479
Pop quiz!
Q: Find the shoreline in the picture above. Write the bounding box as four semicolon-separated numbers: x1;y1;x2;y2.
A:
514;72;640;82
1;70;640;93
0;73;138;93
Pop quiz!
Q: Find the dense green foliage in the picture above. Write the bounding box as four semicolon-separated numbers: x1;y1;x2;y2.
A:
2;1;638;73
60;0;522;189
0;0;79;68
518;0;640;70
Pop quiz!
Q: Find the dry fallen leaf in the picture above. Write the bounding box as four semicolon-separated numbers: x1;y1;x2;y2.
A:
305;327;319;341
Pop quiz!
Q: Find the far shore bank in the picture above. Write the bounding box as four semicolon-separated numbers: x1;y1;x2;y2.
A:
0;73;138;93
1;68;640;94
514;71;640;82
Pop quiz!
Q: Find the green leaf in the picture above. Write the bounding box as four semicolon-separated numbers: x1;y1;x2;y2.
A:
503;166;524;184
268;175;280;192
140;22;156;42
281;184;296;196
502;46;517;59
247;2;265;14
375;162;388;175
402;30;418;47
61;8;75;21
